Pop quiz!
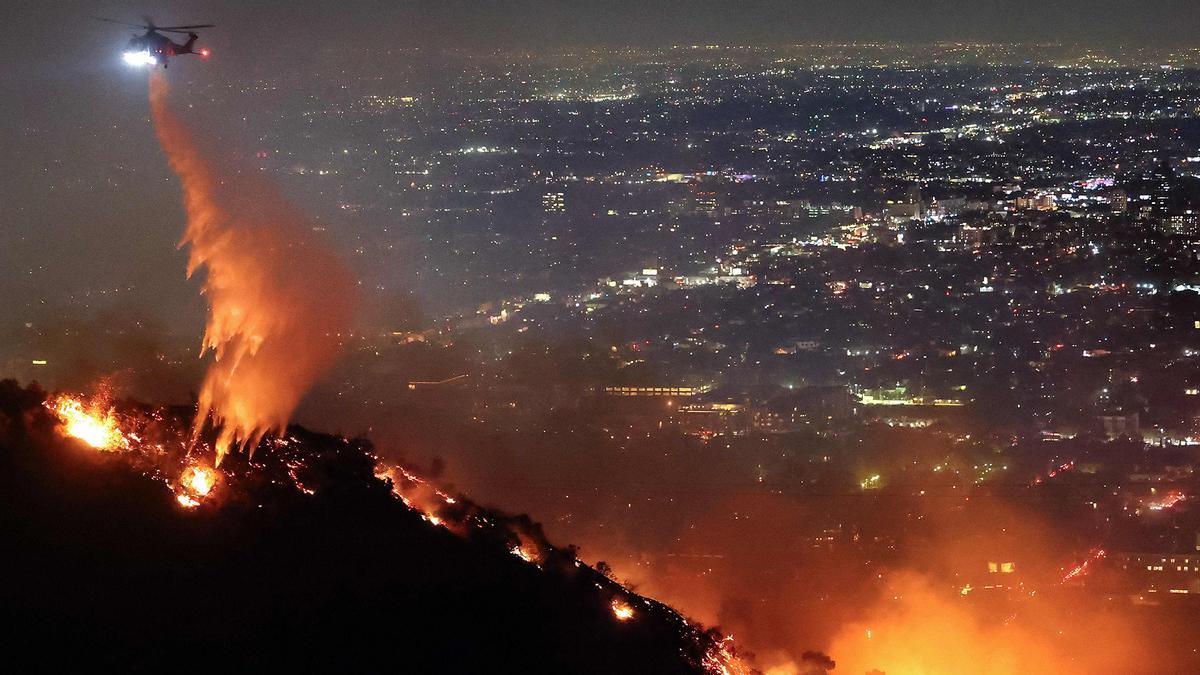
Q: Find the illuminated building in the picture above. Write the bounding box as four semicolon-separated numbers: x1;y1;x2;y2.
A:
1108;188;1128;213
673;402;752;437
1164;212;1200;236
987;561;1017;574
1095;408;1140;441
603;384;714;397
693;190;720;213
760;386;856;431
542;192;565;213
884;201;923;221
1118;553;1200;595
959;223;1001;248
858;385;965;407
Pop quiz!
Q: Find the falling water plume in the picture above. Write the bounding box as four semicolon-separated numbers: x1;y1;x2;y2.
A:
149;72;354;464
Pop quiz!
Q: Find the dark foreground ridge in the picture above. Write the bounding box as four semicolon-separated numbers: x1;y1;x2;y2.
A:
0;380;733;673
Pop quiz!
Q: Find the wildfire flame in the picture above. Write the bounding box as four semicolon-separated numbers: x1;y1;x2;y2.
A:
47;394;228;510
702;636;752;675
175;464;219;509
611;599;635;621
148;72;354;465
47;395;127;451
511;544;538;564
181;464;218;496
375;463;460;529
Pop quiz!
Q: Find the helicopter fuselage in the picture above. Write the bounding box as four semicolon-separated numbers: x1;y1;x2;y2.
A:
125;30;196;67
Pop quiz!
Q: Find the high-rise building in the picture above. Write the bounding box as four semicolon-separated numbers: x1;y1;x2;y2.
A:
1108;188;1128;214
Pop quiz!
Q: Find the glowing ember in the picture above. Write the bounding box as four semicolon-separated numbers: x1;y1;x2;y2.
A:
1062;548;1106;584
47;395;127;450
1146;492;1186;511
176;494;201;509
611;599;635;621
1030;460;1074;486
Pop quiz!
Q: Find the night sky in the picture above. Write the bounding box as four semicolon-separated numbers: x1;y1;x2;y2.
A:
5;1;1200;56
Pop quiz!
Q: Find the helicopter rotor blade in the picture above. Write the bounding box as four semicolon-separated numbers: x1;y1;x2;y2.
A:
92;16;214;33
90;16;150;29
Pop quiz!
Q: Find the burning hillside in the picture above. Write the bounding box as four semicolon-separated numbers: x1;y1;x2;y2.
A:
0;381;752;673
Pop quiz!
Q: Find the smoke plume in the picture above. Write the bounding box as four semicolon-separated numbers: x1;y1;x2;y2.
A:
149;72;354;464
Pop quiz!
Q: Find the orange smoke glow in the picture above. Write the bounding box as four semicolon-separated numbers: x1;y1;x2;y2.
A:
148;72;354;464
828;573;1061;675
824;570;1148;675
529;485;1149;675
48;395;128;450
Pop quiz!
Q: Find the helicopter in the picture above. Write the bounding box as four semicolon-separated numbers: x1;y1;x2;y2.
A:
94;16;214;68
